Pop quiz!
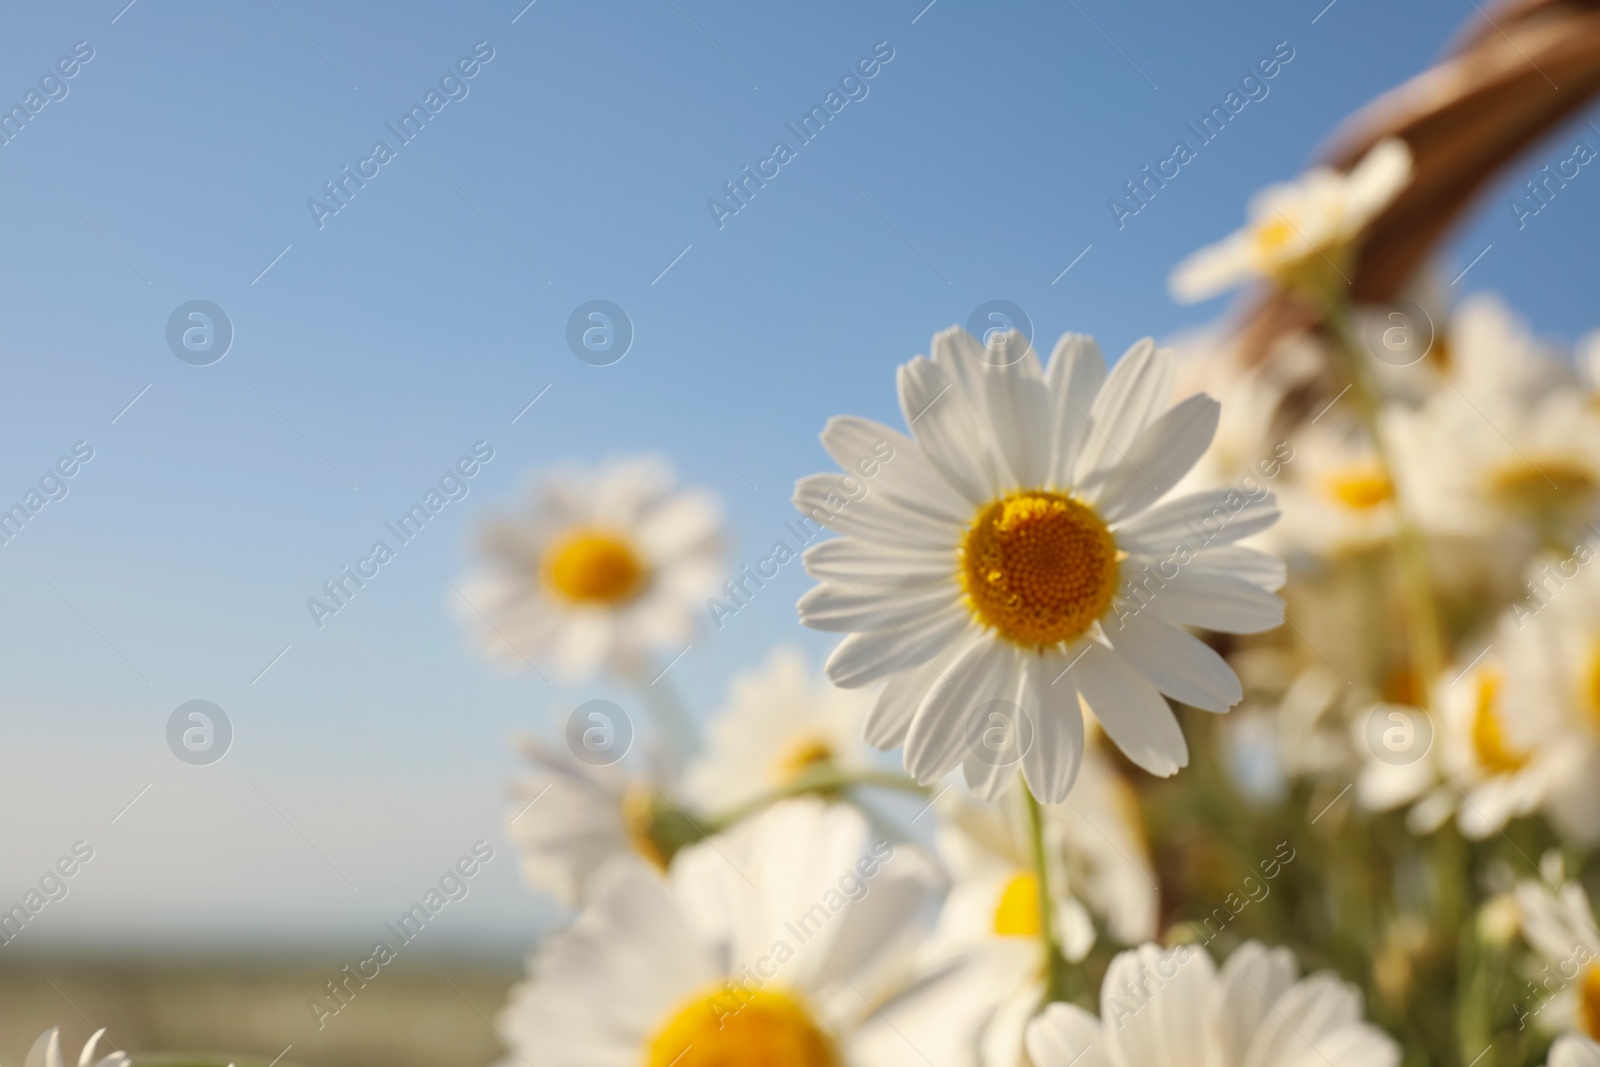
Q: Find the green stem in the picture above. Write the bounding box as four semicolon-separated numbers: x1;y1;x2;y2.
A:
704;766;929;832
1024;789;1070;1004
1319;295;1446;701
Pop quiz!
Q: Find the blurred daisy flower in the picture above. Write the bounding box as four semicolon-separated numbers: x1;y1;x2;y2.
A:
506;737;705;907
1397;299;1600;553
795;327;1283;803
682;645;874;813
1515;873;1600;1040
1170;138;1411;303
455;457;723;682
24;1030;128;1067
494;798;941;1067
1024;941;1399;1067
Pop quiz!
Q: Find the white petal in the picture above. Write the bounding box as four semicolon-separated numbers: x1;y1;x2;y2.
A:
802;538;957;587
1021;651;1086;803
903;635;1013;784
820;415;972;523
1170;234;1253;303
1214;942;1299;1067
982;356;1053;488
824;605;971;687
1086;393;1220;522
1026;1003;1111;1067
897;356;996;505
798;581;962;632
794;475;961;549
1043;333;1108;489
1107;610;1242;712
1111;488;1278;555
25;1030;61;1067
931;325;989;405
1550;1036;1600;1067
1073;644;1188;776
1187;545;1287;591
1075;339;1174;481
864;667;935;749
1141;567;1286;635
1344;138;1412;226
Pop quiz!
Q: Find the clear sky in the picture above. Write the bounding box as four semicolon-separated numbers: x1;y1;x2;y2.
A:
1;0;1597;955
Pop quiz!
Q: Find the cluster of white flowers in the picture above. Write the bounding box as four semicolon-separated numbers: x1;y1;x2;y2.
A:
426;137;1600;1067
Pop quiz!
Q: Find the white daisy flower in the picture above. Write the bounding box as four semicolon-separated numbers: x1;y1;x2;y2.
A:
1355;662;1549;839
795;327;1285;803
24;1030;128;1067
1272;417;1399;560
915;745;1158;1067
1023;940;1399;1067
506;737;701;907
1515;875;1600;1039
683;645;874;812
1548;1036;1600;1067
1397;358;1600;553
1495;553;1600;845
494;797;941;1067
1170;138;1412;302
455;457;723;681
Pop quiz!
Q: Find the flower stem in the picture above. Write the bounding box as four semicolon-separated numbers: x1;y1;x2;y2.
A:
1024;789;1070;1004
1318;294;1446;701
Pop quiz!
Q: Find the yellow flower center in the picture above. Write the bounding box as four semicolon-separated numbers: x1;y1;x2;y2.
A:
992;872;1042;937
1580;963;1600;1041
543;529;648;605
1253;215;1296;256
648;986;838;1067
1470;672;1528;775
1581;646;1600;731
1488;459;1597;514
1323;464;1394;511
961;492;1120;649
774;737;836;784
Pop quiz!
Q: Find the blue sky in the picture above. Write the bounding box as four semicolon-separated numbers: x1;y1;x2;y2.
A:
1;0;1597;955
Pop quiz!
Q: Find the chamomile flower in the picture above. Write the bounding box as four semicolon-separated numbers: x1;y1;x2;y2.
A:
494;797;941;1067
1170;138;1412;302
1515;875;1600;1040
1273;417;1399;559
455;458;723;681
683;645;874;812
1355;652;1564;839
1023;940;1399;1067
24;1030;129;1067
506;737;701;907
796;327;1284;803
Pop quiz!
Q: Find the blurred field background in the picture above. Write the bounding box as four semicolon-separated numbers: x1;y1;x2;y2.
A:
0;956;517;1067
